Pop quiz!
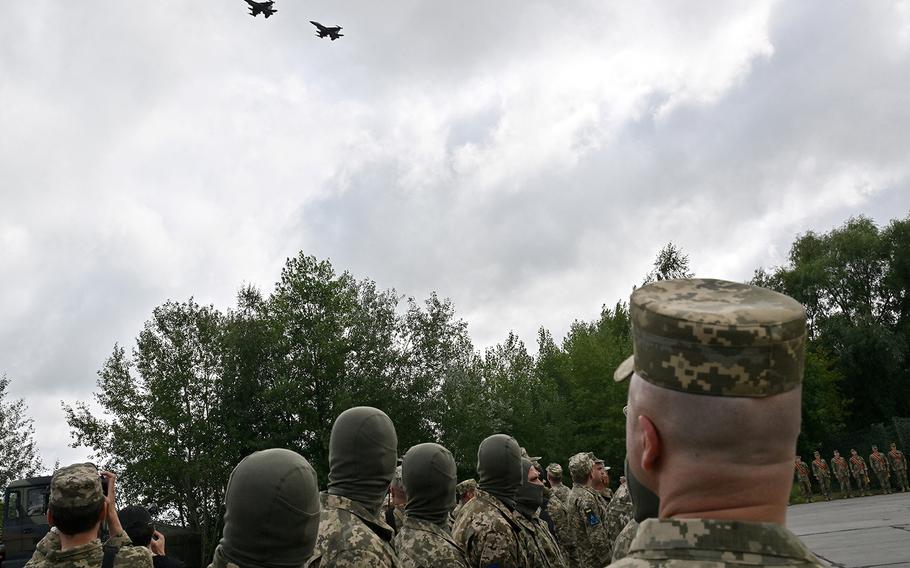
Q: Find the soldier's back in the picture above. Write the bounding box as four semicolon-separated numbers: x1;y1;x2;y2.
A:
315;493;399;568
451;489;527;568
26;530;152;568
393;517;469;568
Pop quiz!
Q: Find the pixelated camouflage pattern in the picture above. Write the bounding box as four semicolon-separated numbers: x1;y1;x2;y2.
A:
48;464;104;509
611;519;638;563
550;484;569;505
568;453;595;482
208;545;322;568
830;456;852;497
545;463;563;477
545;486;569;554
392;516;469;568
26;528;152;568
605;483;632;550
564;485;611;568
607;518;825;567
451;488;528;568
314;493;399;568
455;479;477;499
616;278;806;397
511;510;566;568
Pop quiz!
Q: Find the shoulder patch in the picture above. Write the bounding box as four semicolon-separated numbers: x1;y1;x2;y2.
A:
584;506;600;526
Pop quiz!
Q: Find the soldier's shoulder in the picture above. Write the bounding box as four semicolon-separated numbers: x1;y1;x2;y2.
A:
115;545;154;568
324;548;395;568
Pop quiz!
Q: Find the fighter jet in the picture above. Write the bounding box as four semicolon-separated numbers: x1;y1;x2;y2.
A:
310;21;344;40
244;0;276;18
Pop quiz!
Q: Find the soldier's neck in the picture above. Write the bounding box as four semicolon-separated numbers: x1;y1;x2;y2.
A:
58;529;100;551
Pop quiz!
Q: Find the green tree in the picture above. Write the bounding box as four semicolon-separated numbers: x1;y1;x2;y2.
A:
643;242;694;284
0;374;43;490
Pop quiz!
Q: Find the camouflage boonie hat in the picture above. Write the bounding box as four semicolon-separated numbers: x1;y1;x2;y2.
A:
455;478;477;498
546;463;563;476
613;278;806;397
50;463;104;508
569;452;599;479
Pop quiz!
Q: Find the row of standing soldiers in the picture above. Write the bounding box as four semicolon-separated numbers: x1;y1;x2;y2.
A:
793;443;908;502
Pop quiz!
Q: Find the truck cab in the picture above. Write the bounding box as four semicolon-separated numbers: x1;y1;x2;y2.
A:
1;477;51;568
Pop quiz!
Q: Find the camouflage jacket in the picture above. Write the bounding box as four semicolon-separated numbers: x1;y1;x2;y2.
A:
793;461;810;480
451;489;528;568
889;449;907;470
315;493;399;568
550;484;570;505
830;456;850;477
26;527;152;568
207;544;321;568
611;519;639;563
869;452;890;473
545;491;567;546
811;458;830;480
511;511;566;568
393;516;469;568
564;485;612;568
849;455;868;476
605;483;632;547
606;518;826;567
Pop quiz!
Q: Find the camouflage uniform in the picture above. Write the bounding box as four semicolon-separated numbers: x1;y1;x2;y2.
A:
544;464;570;554
605;482;632;548
564;477;612;567
888;445;908;492
452;479;477;525
869;449;892;494
611;519;638;563
511;510;566;568
608;518;824;567
315;493;399;567
451;488;527;568
810;454;832;501
26;463;152;568
393;517;469;568
849;453;869;496
793;458;813;503
608;279;825;568
830;453;852;497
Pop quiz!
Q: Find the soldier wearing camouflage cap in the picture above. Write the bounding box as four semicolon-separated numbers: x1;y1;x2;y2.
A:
451;479;477;524
544;463;570;556
607;279;824;568
563;452;612;567
26;464;152;568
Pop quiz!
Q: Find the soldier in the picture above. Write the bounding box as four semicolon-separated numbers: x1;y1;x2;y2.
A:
451;434;528;567
869;445;893;494
209;449;322;568
811;451;832;501
794;456;813;503
830;450;853;498
315;406;399;567
385;466;406;534
564;452;612;567
849;449;870;497
452;479;477;523
888;442;908;492
599;466;613;502
544;464;569;549
608;278;825;567
394;443;469;568
513;458;567;568
26;464;152;568
610;520;637;563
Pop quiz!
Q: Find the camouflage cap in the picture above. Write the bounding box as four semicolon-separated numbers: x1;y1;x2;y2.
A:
50;463;104;509
568;452;597;479
613;278;806;397
455;478;477;497
546;463;563;476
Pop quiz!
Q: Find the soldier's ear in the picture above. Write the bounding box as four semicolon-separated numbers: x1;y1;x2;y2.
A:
637;414;661;472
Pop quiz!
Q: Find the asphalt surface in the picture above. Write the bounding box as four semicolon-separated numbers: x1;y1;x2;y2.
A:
787;491;910;567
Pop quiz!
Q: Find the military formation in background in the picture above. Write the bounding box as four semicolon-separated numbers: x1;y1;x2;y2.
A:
22;278;871;568
794;443;908;501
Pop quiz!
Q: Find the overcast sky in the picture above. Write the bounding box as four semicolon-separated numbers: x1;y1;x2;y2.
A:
2;0;909;469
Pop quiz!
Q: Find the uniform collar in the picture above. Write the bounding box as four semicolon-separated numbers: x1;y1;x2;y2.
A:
321;492;394;541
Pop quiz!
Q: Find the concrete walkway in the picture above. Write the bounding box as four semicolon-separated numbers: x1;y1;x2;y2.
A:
787;491;910;567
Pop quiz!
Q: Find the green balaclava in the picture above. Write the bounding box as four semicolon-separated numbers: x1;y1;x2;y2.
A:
515;458;544;519
327;406;398;515
477;434;522;509
218;448;320;568
402;443;457;526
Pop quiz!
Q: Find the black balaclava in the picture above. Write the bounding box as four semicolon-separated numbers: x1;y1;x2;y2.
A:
477;434;522;509
327;406;398;515
218;448;320;568
515;458;544;519
402;443;457;527
624;457;660;523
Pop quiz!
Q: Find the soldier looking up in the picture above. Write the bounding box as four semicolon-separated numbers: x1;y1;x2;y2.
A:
564;452;612;568
544;463;569;553
315;406;399;567
513;459;566;568
609;278;824;567
26;464;152;568
209;449;321;568
394;443;469;568
451;434;528;567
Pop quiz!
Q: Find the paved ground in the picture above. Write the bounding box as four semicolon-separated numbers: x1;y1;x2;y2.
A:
788;491;910;567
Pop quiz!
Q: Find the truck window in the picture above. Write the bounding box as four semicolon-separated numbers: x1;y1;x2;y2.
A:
5;491;20;520
26;488;48;517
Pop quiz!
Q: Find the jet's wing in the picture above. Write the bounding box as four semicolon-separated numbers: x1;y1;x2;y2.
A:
310;21;326;31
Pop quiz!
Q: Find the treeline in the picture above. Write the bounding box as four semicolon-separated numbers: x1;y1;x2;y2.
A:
65;214;910;557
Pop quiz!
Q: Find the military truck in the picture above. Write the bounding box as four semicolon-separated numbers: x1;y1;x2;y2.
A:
1;476;51;568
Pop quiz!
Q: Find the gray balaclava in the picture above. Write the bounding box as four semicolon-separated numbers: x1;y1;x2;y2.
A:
515;458;544;518
327;406;398;515
477;434;522;509
402;443;457;526
217;448;320;568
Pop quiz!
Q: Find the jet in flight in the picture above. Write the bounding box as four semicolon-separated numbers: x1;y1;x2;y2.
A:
310;21;344;40
244;0;276;18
